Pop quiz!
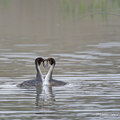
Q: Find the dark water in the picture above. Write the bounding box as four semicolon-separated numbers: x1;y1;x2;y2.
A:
0;0;120;120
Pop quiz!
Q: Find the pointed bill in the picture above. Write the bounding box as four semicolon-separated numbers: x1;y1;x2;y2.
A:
43;59;48;68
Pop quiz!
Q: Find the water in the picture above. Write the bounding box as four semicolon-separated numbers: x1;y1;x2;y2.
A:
0;0;120;120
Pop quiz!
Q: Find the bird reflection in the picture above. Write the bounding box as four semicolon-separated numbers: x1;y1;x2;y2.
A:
35;85;55;114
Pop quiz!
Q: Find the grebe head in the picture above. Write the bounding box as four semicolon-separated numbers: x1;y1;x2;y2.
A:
38;57;44;65
43;58;56;68
35;57;44;66
48;58;56;65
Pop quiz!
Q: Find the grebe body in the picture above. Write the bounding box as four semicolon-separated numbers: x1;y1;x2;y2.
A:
17;57;44;87
43;58;67;86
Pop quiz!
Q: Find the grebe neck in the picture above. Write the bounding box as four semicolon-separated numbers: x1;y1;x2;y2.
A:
43;64;54;85
35;61;43;81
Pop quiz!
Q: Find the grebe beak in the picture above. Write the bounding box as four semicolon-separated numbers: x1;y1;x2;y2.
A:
43;59;48;68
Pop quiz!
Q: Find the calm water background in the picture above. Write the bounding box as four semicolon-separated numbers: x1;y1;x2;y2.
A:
0;0;120;120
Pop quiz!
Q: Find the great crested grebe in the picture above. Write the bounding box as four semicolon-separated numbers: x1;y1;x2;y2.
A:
43;58;67;86
17;57;44;87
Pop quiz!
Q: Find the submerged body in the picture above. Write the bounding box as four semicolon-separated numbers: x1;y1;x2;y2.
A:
49;79;67;86
43;58;67;86
17;57;44;88
17;78;42;87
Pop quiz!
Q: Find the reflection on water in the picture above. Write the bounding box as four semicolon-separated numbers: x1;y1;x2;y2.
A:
35;86;55;114
0;0;120;120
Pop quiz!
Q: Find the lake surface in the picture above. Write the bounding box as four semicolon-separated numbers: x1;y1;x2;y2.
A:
0;0;120;120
